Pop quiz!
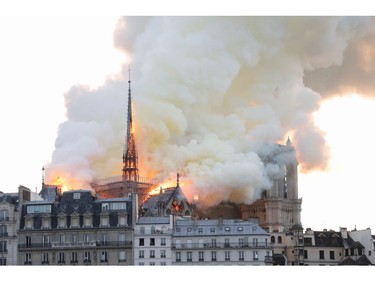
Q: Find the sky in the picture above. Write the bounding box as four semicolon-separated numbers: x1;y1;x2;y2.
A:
1;11;375;235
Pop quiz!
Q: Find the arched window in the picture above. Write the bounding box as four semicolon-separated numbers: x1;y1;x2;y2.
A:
271;236;275;243
277;236;282;244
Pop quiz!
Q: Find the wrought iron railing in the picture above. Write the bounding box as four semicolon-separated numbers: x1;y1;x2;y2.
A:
18;241;132;249
172;242;272;249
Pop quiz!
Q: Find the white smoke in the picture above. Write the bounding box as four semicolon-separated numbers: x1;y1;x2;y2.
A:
45;16;375;206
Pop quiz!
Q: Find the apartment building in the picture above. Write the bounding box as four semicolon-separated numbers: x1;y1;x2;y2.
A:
172;217;272;265
133;216;173;266
0;186;40;265
17;188;137;265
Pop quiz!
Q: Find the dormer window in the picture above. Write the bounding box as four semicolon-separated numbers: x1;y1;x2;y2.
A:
73;193;80;200
42;216;51;229
58;216;67;228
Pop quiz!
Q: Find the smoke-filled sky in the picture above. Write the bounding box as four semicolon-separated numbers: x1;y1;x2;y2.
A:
1;14;375;232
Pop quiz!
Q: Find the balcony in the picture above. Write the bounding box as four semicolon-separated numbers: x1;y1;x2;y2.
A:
24;261;32;265
51;241;96;248
0;217;9;222
71;260;78;265
41;261;49;265
172;242;272;249
0;232;8;238
18;243;51;249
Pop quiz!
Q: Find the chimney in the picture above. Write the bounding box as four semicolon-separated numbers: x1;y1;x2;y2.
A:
218;216;223;229
131;193;139;225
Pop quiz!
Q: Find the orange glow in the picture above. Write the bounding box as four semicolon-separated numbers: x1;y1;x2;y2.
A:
148;179;177;195
51;176;71;193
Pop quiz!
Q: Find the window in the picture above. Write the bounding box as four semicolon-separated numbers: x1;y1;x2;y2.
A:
187;239;192;248
139;250;144;258
0;209;9;221
210;228;215;233
26;236;32;248
304;250;308;259
119;234;126;245
345;249;348;256
42;217;50;229
25;253;32;265
330;251;335;260
73;193;80;200
211;238;217;247
0;241;7;253
277;236;282;244
161;250;166;258
138;262;144;266
25;218;33;229
150;238;155;246
199;251;204;261
139;238;144;246
84;251;91;263
71;234;77;244
253;251;258;261
187;228;192;232
150;250;155;258
187;252;192;262
100;216;109;226
84;234;90;243
176;252;181;262
42;235;49;247
118;214;128;226
140;227;145;234
239;251;244;261
58;217;66;228
101;251;108;262
42;252;49;264
0;226;7;237
151;226;156;234
70;217;79;228
71;252;78;264
211;251;217;261
225;251;230;261
119;251;126;262
198;228;203;234
26;205;51;214
161;238;166;246
101;233;107;246
84;216;92;227
59;234;65;244
319;250;325;260
271;236;275;243
0;258;6;265
357;247;363;255
102;203;109;210
238;227;243;231
369;251;372;256
225;238;230;247
304;237;312;245
350;248;355;256
58;252;65;264
225;227;230;232
253;238;258;247
149;262;155;266
161;262;166;266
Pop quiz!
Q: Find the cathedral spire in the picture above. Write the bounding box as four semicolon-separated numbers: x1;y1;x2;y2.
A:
122;66;139;182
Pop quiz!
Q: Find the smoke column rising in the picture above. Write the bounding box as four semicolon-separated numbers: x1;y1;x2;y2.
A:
45;16;375;206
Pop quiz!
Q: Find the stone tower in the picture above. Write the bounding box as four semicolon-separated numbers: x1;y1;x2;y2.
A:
241;138;302;233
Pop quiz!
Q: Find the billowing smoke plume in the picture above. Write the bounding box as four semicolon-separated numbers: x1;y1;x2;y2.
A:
45;16;375;206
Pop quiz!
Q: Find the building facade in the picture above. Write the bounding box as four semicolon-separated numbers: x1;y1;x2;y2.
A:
172;218;272;265
17;188;137;265
133;216;173;266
